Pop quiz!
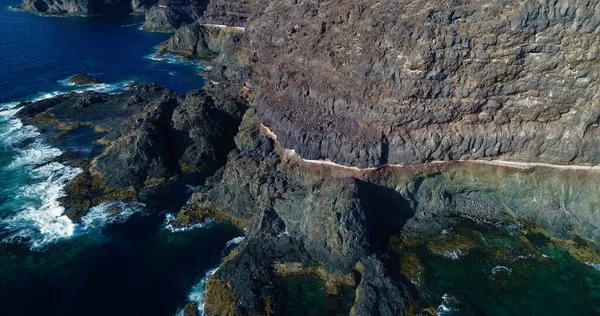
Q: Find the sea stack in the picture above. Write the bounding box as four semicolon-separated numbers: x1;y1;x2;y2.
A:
67;73;102;85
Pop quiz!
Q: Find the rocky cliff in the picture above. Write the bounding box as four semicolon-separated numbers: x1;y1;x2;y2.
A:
15;0;600;314
246;0;600;168
15;82;246;220
202;0;252;27
157;0;600;315
142;0;210;32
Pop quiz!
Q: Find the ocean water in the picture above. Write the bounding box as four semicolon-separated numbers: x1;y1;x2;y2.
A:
0;2;243;315
394;222;600;315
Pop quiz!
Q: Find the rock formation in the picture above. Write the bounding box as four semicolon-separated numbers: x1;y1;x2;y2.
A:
202;0;252;27
15;0;600;314
245;0;600;168
67;73;102;85
158;0;600;314
15;82;246;220
141;0;210;32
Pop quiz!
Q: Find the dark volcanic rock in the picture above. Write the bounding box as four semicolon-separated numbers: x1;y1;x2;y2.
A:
351;255;411;316
160;23;212;56
192;111;600;315
92;93;180;188
184;111;414;315
141;0;209;32
201;0;252;27
67;73;102;85
16;82;246;219
245;0;600;168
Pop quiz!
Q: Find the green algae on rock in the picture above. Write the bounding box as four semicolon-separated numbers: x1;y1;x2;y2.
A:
390;219;600;315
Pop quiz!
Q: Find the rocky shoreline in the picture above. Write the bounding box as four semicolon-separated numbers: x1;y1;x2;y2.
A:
13;0;600;315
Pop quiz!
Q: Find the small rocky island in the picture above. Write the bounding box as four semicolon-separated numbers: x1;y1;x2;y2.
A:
14;0;600;315
67;73;102;85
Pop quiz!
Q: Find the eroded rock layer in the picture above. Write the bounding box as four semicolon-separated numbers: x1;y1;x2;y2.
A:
202;0;252;27
142;0;210;32
157;1;600;314
246;0;600;168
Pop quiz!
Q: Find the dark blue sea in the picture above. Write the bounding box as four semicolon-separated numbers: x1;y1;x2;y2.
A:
0;1;242;315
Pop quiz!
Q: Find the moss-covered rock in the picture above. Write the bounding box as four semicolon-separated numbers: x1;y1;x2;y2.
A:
204;278;238;316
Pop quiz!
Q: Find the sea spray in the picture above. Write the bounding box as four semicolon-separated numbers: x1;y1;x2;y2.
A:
79;202;146;231
436;294;460;316
164;213;213;233
0;99;82;249
0;82;133;249
179;236;246;315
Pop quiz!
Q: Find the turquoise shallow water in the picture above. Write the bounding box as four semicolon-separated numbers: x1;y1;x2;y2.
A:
393;222;600;315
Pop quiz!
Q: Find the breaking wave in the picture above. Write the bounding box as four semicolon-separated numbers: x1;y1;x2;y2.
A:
0;83;132;250
177;236;245;315
164;213;213;233
436;294;460;316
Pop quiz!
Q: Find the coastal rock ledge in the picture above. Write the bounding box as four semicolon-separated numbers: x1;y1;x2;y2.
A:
158;0;600;315
12;0;600;315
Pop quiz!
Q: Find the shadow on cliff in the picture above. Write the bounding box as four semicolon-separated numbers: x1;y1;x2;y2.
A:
357;180;415;251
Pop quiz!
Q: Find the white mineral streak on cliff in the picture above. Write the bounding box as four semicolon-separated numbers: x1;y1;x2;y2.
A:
259;124;600;172
202;23;246;32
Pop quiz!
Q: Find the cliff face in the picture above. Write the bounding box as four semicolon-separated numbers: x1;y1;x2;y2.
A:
246;0;600;168
142;0;209;32
159;0;600;315
202;0;252;27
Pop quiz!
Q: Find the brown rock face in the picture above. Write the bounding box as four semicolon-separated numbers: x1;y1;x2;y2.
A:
202;0;252;27
246;0;600;168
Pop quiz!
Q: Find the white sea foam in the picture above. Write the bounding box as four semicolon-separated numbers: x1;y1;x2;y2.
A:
587;263;600;272
121;22;143;28
436;294;460;316
164;213;213;233
1;162;82;249
491;265;512;276
0;82;129;250
25;82;128;104
0;98;84;249
79;202;145;231
178;236;245;315
442;249;465;260
188;266;219;314
225;236;245;248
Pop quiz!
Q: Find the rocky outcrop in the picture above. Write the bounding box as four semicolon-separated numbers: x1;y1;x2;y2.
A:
202;0;252;27
176;111;413;315
184;108;600;315
244;0;600;168
15;82;246;220
155;1;600;314
67;73;102;85
17;0;155;16
141;0;209;32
